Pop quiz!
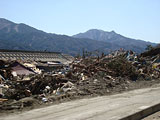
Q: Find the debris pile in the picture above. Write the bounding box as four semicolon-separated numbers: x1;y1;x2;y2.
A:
139;46;160;79
0;47;160;112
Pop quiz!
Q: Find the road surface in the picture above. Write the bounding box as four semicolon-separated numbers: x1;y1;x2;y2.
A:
1;85;160;120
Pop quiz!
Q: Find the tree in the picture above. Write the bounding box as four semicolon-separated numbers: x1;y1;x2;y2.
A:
145;45;153;51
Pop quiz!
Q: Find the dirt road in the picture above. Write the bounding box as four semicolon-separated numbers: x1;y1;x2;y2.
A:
1;85;160;120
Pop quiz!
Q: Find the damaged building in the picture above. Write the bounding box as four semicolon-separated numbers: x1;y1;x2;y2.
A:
0;49;74;74
0;49;74;64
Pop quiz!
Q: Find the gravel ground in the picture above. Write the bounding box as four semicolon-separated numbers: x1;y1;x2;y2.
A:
142;111;160;120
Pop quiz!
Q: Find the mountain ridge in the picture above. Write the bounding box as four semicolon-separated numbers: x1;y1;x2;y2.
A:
73;29;156;53
0;18;157;55
73;29;154;45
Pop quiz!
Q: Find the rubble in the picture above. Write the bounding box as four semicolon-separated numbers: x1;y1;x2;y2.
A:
0;47;160;113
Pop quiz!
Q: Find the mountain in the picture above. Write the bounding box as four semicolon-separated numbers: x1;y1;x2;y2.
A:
0;18;121;55
0;18;156;56
73;29;156;53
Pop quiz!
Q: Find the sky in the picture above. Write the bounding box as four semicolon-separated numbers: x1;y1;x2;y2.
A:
0;0;160;43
